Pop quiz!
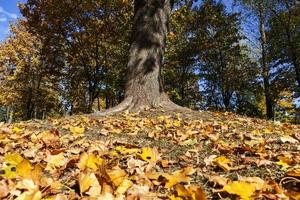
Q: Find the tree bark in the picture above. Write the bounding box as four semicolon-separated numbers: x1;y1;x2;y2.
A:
123;0;172;111
94;0;186;115
258;3;274;120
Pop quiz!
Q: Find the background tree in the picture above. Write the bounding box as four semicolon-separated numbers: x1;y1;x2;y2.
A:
268;0;300;92
165;2;201;109
192;0;260;112
0;20;61;122
20;0;132;113
234;0;276;119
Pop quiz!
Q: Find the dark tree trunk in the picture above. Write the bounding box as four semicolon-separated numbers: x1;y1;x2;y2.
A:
124;0;172;110
94;0;185;115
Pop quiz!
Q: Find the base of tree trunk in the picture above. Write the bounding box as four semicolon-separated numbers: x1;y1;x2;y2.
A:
92;94;190;116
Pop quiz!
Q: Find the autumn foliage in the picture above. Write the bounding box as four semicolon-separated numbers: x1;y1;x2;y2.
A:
0;111;299;199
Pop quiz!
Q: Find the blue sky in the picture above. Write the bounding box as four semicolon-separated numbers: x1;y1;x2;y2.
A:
0;0;25;41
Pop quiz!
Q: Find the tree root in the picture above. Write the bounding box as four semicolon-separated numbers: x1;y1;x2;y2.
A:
91;95;192;117
91;96;133;116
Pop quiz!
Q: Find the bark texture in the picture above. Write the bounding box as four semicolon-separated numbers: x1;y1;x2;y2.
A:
124;0;171;110
95;0;184;115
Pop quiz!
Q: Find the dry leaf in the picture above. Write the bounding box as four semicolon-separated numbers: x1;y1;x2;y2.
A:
222;181;256;200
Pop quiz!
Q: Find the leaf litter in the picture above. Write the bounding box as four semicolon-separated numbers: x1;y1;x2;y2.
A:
0;110;299;199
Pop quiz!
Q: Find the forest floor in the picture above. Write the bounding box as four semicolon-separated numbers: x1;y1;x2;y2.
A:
0;109;299;200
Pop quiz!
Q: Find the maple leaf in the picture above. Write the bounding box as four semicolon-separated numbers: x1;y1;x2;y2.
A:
163;167;196;189
213;156;232;172
174;184;207;200
69;126;85;136
106;167;128;187
78;152;103;171
115;146;139;155
4;153;24;165
116;179;133;195
79;172;101;197
276;155;293;170
0;165;17;179
45;153;68;170
16;159;33;178
139;147;161;164
15;179;42;200
12;127;22;134
222;181;256;200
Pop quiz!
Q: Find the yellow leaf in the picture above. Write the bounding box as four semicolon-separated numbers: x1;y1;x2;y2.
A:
115;146;139;155
78;152;103;171
173;120;181;127
116;179;133;195
0;165;17;179
276;156;292;170
12;127;21;134
4;153;24;165
164;167;196;189
169;195;183;200
31;164;43;184
173;185;206;200
17;159;33;178
45;153;67;170
223;181;256;200
79;172;101;196
213;156;232;172
139;147;161;163
70;126;85;136
106;167;127;187
263;128;272;134
176;185;190;197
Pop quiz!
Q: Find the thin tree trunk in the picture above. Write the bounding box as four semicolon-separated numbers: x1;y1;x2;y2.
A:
8;108;14;124
6;106;10;122
258;3;274;120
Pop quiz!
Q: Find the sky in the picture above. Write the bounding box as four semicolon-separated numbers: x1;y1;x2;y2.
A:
0;0;26;41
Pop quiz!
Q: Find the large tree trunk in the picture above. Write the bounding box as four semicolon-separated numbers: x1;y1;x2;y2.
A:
95;0;183;115
124;0;171;110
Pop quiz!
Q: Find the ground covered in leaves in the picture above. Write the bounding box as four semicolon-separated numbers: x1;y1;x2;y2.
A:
0;110;299;200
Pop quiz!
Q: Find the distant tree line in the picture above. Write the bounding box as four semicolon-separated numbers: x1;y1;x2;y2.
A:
0;0;299;122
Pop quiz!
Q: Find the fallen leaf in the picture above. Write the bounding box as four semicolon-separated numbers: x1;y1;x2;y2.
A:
222;181;256;200
0;180;9;198
280;136;298;144
45;153;67;170
78;152;103;171
139;147;161;164
116;179;133;195
106;167;127;187
4;153;24;165
70;126;85;136
16;159;33;178
163;167;196;189
213;156;232;172
79;172;101;196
